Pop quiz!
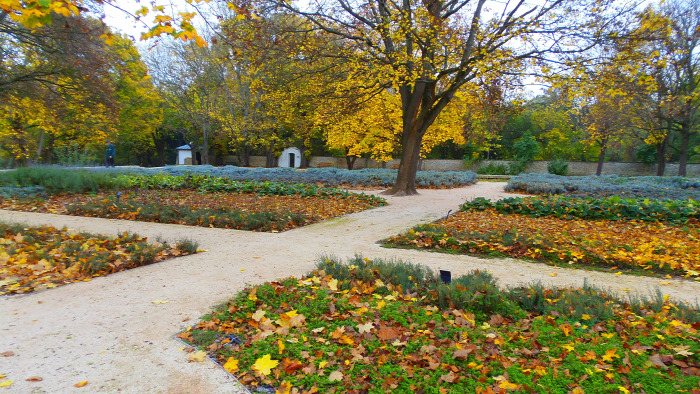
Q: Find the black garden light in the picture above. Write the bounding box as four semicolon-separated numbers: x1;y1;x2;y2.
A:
440;270;451;284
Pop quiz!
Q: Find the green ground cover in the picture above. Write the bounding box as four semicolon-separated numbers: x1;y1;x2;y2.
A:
180;256;700;393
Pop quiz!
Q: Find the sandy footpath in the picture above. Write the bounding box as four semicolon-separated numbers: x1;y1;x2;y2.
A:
1;182;699;393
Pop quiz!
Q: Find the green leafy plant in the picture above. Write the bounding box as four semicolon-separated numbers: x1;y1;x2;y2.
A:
547;158;569;176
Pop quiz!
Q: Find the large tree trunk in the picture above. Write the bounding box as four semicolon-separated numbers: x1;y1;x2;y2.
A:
345;156;357;170
299;146;309;168
595;137;608;176
190;143;198;165
35;129;46;164
656;136;669;176
152;129;167;166
238;143;250;167
202;124;210;165
385;80;453;195
387;126;422;196
677;122;690;177
265;140;277;168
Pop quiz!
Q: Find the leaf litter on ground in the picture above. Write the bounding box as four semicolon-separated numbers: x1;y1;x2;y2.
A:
0;224;196;295
179;259;700;393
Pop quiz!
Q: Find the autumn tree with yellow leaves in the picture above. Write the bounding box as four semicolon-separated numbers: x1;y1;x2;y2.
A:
227;0;634;194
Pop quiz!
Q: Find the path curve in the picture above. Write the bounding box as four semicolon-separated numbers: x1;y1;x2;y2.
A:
1;182;699;393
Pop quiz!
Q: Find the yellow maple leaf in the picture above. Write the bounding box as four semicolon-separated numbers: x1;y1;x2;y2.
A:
188;350;207;362
618;387;630;394
498;381;519;390
251;309;266;322
0;380;13;388
74;381;88;387
601;349;620;362
252;354;279;376
223;357;239;373
328;279;338;291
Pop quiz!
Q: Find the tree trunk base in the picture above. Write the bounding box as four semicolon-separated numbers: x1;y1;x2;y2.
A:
382;187;419;196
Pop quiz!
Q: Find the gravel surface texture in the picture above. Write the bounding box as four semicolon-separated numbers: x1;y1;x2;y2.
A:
1;182;699;393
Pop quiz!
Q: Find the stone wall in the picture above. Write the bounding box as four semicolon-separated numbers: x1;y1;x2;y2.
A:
216;155;699;177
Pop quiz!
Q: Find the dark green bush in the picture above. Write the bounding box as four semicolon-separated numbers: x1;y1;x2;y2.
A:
0;167;118;194
547;159;569;176
476;163;508;175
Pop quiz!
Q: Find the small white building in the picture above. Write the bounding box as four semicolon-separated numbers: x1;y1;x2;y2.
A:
175;145;192;165
279;147;302;168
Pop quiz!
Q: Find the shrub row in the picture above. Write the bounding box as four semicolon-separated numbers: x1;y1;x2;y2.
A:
317;255;700;323
1;166;478;194
461;196;700;224
505;173;700;200
0;167;117;194
116;165;478;188
66;198;311;232
117;174;386;205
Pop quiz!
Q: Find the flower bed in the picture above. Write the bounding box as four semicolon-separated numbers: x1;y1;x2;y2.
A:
461;196;700;224
0;189;385;232
385;210;700;278
0;222;197;295
505;173;700;200
179;256;700;393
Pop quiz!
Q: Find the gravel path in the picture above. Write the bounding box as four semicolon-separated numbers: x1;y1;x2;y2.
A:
1;182;699;393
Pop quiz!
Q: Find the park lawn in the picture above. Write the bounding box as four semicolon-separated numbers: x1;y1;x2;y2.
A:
383;209;700;279
179;257;700;393
0;223;197;295
0;189;384;232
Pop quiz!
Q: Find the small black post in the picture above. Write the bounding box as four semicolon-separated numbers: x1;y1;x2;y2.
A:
440;270;451;284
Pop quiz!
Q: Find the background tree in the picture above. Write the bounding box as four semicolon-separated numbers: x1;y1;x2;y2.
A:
229;0;631;194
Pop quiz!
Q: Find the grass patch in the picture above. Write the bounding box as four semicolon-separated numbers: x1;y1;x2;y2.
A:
0;222;198;295
180;256;700;393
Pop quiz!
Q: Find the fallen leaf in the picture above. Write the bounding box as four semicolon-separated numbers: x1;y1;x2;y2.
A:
26;376;43;382
74;381;88;387
601;349;620;363
499;381;519;390
357;322;374;334
252;354;279;376
151;300;169;305
453;349;473;360
328;370;343;382
439;371;457;383
1;351;14;357
223;357;239;373
377;325;399;341
674;345;694;357
327;279;338;291
550;273;558;277
0;380;12;388
252;309;266;322
188;350;207;362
